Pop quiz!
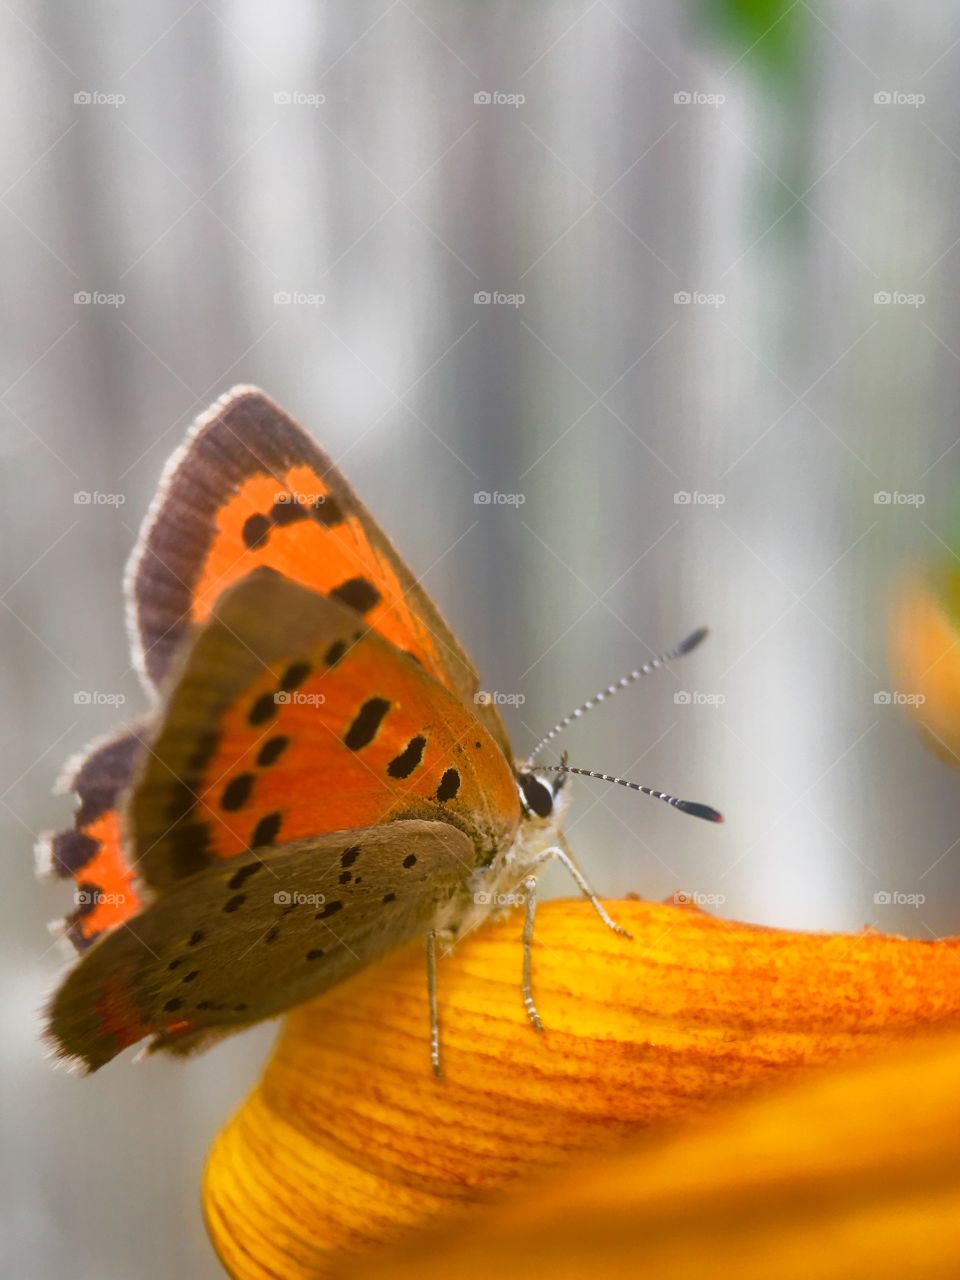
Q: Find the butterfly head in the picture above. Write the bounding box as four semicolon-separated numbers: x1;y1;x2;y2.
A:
515;764;568;822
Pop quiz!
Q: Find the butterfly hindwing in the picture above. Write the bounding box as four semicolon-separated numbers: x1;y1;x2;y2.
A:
39;726;146;950
126;385;511;756
46;820;476;1071
127;568;521;893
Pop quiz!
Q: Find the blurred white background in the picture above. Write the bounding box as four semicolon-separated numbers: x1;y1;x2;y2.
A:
3;2;960;1276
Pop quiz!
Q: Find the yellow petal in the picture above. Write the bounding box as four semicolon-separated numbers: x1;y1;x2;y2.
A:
341;1028;960;1280
204;899;960;1280
889;568;960;765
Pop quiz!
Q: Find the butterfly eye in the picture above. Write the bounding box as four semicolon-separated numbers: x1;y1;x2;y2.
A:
518;772;554;819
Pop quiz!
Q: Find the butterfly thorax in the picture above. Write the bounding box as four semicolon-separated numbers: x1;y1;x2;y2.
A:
433;780;571;943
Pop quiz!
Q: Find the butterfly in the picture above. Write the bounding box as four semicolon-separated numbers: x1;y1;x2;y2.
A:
41;386;721;1074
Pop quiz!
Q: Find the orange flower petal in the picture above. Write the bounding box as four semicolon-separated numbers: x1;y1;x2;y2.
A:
204;899;960;1279
341;1028;960;1280
890;568;960;766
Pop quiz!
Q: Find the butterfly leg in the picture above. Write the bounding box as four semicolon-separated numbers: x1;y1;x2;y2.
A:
532;840;633;940
521;875;545;1032
426;929;443;1078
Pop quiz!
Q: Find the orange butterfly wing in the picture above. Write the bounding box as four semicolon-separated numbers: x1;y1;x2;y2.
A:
127;570;521;892
48;388;516;949
126;385;510;756
39;728;145;950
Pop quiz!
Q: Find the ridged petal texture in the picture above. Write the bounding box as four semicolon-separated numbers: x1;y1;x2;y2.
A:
204;899;960;1279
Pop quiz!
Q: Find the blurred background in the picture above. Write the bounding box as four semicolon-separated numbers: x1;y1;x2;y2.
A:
3;1;960;1275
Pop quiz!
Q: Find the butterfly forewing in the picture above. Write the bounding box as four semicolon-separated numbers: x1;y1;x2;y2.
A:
127;385;511;757
47;820;476;1071
127;569;521;893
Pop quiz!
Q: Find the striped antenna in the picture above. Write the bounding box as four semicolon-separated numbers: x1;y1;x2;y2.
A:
524;627;709;765
532;763;723;823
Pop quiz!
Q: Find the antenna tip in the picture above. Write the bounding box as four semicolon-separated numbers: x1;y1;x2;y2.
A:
678;801;724;823
677;626;709;656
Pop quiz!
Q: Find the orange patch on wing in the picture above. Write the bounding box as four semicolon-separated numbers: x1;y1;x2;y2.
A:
94;965;149;1057
190;467;448;687
194;643;519;859
72;811;142;945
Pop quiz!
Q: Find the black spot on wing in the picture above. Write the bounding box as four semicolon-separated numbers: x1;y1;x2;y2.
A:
279;661;311;692
402;853;417;868
242;513;271;550
221;774;254;811
436;768;461;802
340;845;361;868
387;735;426;779
313;495;344;527
251;812;282;847
248;692;277;725
324;640;347;666
257;735;288;766
228;862;263;890
330;577;381;614
224;894;246;913
344;697;390;751
315;900;343;919
271;498;310;526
